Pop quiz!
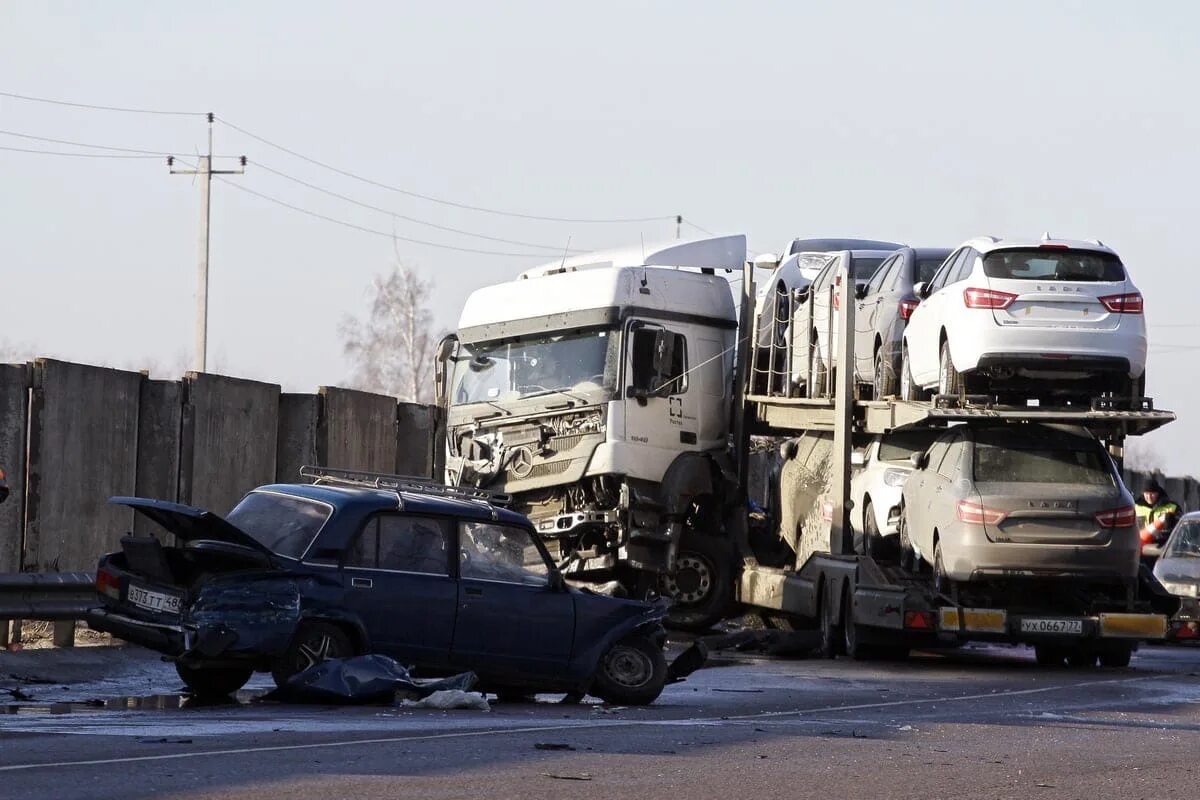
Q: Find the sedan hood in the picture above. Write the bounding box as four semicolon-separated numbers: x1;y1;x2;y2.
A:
1154;556;1200;584
110;497;272;556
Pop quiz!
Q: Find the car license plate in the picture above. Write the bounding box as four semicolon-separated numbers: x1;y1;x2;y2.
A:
1020;618;1083;635
127;583;182;615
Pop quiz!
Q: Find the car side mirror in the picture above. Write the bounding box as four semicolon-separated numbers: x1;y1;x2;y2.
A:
855;284;868;300
909;451;927;470
850;450;866;467
913;282;928;299
548;569;566;592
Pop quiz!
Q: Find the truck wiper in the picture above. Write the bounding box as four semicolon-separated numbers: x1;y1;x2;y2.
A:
522;387;589;406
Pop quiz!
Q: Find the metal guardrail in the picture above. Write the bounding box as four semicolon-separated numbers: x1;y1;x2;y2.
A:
0;572;97;620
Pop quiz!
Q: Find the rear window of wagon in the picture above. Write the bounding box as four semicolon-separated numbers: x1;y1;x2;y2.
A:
983;248;1126;282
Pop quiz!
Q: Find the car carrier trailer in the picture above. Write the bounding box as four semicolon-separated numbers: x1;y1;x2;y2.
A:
728;255;1179;665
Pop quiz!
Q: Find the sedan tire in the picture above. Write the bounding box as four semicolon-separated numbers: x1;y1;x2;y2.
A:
176;663;252;698
937;340;962;398
900;347;922;402
592;636;667;706
272;621;354;689
874;347;897;400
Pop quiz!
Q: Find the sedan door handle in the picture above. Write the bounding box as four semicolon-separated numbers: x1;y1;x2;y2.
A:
351;577;373;589
465;586;484;597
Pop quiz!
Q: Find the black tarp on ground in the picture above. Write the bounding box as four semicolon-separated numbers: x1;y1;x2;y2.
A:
264;654;477;704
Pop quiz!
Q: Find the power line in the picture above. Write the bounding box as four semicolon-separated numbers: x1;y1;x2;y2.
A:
0;90;205;117
253;160;582;254
216;116;676;225
217;178;552;258
0;145;162;159
0;128;172;156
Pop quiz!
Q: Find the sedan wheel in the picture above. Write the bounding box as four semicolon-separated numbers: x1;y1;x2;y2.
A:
592;637;667;706
874;347;897;399
900;347;921;402
938;340;962;398
272;622;354;689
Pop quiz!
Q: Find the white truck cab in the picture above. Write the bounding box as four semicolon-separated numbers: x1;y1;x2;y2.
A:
438;236;744;625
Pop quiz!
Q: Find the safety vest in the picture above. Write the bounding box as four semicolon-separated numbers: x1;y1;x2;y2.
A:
1136;499;1181;545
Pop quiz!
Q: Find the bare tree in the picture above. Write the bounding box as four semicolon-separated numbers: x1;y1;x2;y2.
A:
341;259;441;403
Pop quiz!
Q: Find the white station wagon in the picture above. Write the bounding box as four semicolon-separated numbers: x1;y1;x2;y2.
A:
900;236;1147;403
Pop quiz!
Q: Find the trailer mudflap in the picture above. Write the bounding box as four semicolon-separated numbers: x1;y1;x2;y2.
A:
1098;612;1168;640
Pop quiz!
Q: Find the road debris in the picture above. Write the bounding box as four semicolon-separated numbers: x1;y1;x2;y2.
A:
542;773;593;781
534;743;576;751
401;690;490;711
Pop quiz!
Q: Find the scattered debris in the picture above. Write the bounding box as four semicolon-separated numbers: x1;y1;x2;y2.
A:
139;738;194;744
4;687;34;701
713;688;763;694
535;743;576;751
542;773;593;781
666;640;709;682
401;690;490;711
897;725;915;732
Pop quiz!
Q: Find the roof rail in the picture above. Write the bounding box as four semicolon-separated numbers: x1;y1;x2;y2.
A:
298;466;511;507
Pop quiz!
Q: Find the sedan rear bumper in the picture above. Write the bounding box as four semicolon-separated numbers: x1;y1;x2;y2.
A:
950;325;1146;378
943;526;1139;584
86;606;189;655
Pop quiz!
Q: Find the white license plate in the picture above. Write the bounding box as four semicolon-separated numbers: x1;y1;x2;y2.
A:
127;584;182;615
1020;618;1083;635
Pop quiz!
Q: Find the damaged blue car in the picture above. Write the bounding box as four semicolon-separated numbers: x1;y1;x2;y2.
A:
87;469;671;704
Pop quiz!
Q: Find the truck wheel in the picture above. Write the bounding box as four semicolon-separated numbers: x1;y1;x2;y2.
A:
1067;649;1098;668
938;340;961;397
1099;646;1133;668
817;582;842;659
662;533;734;632
176;663;253;698
1034;645;1066;667
592;636;667;706
874;347;897;400
272;621;354;688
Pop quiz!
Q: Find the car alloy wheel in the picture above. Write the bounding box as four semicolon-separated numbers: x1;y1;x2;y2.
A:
297;632;339;671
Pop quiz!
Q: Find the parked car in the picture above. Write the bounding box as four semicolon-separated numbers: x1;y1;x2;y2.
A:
804;248;899;396
852;247;953;399
87;474;670;704
850;428;943;559
900;236;1147;403
777;236;905;260
899;423;1139;593
1152;513;1200;599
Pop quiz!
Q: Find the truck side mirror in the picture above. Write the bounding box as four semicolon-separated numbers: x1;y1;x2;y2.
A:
434;334;459;410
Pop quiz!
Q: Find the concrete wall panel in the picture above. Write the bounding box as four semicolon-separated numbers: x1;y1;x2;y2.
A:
133;379;182;535
24;360;141;572
276;393;319;483
180;373;279;516
318;387;398;474
0;365;30;573
397;402;435;478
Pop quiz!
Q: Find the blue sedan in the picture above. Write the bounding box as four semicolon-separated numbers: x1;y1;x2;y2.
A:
87;471;669;704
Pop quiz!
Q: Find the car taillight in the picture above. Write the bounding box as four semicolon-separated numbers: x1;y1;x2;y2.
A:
899;298;920;320
1095;505;1136;528
1098;293;1143;314
957;500;1007;525
963;287;1017;310
96;567;120;599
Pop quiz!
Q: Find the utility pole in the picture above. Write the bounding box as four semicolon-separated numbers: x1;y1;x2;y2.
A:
676;214;682;240
169;113;246;373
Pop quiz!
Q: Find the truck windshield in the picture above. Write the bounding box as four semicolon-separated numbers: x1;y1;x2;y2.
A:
1165;520;1200;559
452;329;619;406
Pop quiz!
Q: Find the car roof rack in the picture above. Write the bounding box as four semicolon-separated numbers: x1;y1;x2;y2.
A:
298;466;511;507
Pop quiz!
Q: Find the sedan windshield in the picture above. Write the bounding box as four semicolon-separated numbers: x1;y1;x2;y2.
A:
226;492;331;559
452;329;619;406
983;248;1126;282
1165;520;1200;559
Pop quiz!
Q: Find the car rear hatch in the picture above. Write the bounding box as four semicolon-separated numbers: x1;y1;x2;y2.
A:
971;426;1126;545
981;245;1131;332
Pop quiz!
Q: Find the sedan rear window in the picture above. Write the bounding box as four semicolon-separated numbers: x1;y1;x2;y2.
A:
878;430;941;462
850;257;885;279
972;430;1114;486
982;248;1126;282
225;492;331;559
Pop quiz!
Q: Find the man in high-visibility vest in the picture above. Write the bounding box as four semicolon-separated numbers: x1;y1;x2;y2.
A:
1136;480;1181;556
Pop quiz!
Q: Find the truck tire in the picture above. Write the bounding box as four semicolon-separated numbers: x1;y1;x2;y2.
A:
175;663;252;698
272;621;355;689
591;636;667;706
841;585;875;660
1067;649;1098;668
817;581;842;659
663;533;735;632
1034;645;1066;667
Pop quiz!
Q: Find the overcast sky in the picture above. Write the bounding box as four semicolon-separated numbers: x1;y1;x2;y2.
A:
2;1;1198;474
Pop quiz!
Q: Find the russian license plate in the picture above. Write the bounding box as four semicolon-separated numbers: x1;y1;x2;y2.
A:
127;583;182;615
1020;618;1083;635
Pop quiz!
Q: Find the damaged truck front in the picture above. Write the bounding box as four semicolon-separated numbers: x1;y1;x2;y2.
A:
438;235;746;628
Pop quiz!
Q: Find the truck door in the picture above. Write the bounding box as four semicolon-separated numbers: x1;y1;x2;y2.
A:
624;322;698;456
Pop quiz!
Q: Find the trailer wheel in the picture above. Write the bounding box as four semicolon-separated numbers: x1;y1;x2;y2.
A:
1034;645;1066;667
842;585;875;660
1099;646;1133;668
817;581;842;659
662;533;734;632
1067;649;1098;668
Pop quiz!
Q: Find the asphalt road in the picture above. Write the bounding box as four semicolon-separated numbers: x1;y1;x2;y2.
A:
2;642;1199;800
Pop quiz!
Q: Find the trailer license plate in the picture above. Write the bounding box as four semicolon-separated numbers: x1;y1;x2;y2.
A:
127;584;181;615
1021;618;1083;635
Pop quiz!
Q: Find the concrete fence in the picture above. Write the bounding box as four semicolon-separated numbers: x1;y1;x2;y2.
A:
0;358;437;583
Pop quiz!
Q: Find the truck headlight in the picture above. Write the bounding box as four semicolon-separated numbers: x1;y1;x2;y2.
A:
1162;581;1200;598
883;468;909;488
